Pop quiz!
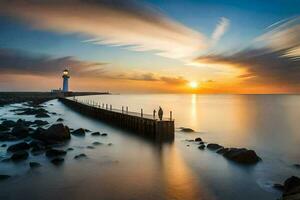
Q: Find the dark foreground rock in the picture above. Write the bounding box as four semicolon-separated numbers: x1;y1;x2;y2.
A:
0;174;11;180
7;142;30;152
195;137;202;142
101;133;108;136
71;128;85;136
279;176;300;200
32;124;70;143
51;158;64;165
222;148;261;164
29;162;41;168
207;143;223;150
56;118;64;122
198;144;205;150
11;151;29;161
11;124;29;139
46;149;67;157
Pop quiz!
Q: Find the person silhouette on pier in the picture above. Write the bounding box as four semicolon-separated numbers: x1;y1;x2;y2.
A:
153;109;156;119
158;107;163;121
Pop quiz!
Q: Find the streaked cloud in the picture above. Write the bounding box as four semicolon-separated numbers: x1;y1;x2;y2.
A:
211;17;230;46
0;0;207;59
0;48;106;76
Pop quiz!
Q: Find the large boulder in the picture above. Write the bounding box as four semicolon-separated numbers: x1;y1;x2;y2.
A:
71;128;85;136
42;124;70;142
277;176;300;200
222;148;261;164
7;142;30;152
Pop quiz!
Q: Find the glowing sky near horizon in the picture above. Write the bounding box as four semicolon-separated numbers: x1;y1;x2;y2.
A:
0;0;299;93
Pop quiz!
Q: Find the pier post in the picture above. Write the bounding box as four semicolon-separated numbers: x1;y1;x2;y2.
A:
141;109;143;118
170;111;172;121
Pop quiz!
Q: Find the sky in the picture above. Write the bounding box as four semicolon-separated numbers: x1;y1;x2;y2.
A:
0;0;299;93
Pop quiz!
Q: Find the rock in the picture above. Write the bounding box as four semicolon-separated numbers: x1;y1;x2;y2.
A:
0;174;11;180
1;158;11;162
56;118;63;122
35;113;50;118
74;153;87;159
0;124;9;132
198;144;205;150
11;151;29;161
1;120;16;128
294;164;300;168
91;132;100;136
84;129;91;132
199;141;204;145
0;132;17;141
33;120;48;126
29;162;41;168
46;149;67;157
179;127;195;132
195;137;202;142
107;143;113;146
87;146;95;149
273;183;284;191
1;144;7;147
43;124;71;142
71;128;85;136
51;158;64;165
101;133;108;136
216;147;229;154
29;141;46;154
186;139;194;142
11;124;29;138
278;176;300;199
67;147;74;151
52;112;57;115
222;148;261;164
92;141;102;146
207;143;223;150
7;142;30;152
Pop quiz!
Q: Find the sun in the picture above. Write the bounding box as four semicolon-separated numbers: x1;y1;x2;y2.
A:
188;81;199;89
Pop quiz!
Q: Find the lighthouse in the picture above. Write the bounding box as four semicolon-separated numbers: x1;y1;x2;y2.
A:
62;69;70;92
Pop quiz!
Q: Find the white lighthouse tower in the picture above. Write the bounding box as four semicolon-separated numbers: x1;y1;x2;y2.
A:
62;69;70;92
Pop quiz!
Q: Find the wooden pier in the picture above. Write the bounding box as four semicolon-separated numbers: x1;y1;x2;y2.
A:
59;98;175;142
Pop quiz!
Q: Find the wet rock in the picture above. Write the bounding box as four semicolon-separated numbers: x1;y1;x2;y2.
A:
29;141;46;154
56;118;63;122
51;158;64;165
101;133;108;136
46;149;67;157
195;137;202;142
84;129;91;132
43;124;71;142
71;128;85;136
107;143;113;146
273;183;284;191
52;112;57;115
293;164;300;168
35;113;50;118
33;120;48;126
216;147;229;154
1;144;7;147
199;141;204;145
0;132;17;142
87;146;95;149
92;141;102;146
74;153;87;159
207;143;223;150
179;127;195;132
91;132;100;136
198;144;205;150
1;158;11;162
11;124;29;139
7;142;30;152
0;124;9;132
0;174;11;180
280;176;300;199
67;147;74;151
1;120;16;128
29;162;41;168
222;148;261;164
11;151;29;161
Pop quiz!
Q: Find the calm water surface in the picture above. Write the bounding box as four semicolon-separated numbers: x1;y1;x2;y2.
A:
0;94;300;200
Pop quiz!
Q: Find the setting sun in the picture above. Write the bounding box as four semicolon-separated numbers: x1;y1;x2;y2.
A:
189;81;199;89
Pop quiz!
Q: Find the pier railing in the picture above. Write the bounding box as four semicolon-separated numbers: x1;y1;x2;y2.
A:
60;97;175;142
70;97;174;121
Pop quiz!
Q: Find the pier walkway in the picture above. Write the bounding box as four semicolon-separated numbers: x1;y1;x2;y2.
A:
59;97;175;142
